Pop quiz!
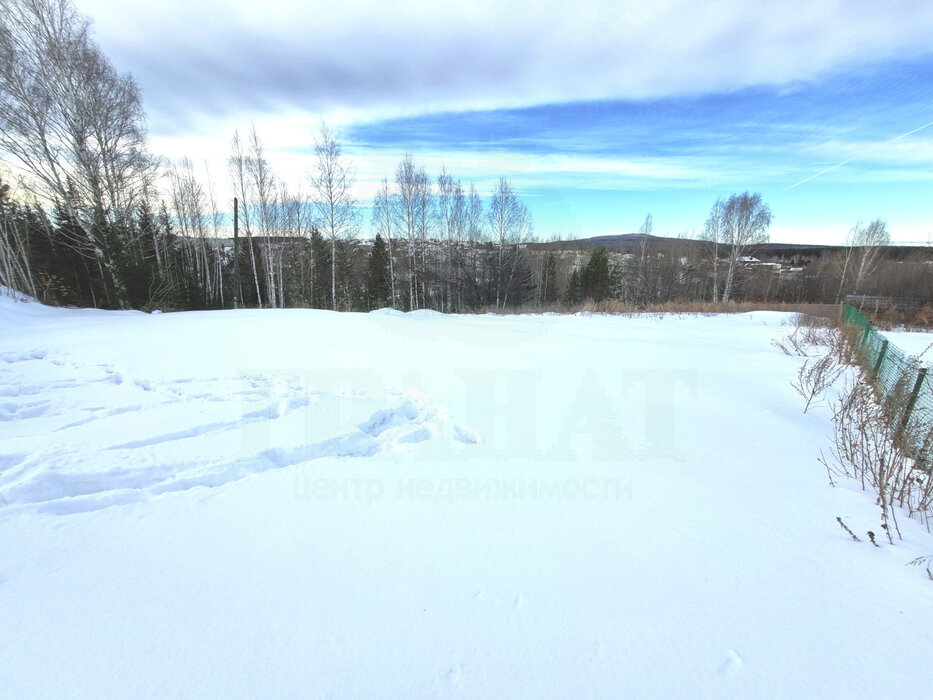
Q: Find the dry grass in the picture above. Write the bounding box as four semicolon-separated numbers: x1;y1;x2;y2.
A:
853;305;933;331
476;300;841;317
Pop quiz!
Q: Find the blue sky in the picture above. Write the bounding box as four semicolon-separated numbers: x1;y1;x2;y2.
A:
340;59;933;243
74;0;933;244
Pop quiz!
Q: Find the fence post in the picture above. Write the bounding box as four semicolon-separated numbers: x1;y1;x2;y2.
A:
873;339;889;378
900;367;928;436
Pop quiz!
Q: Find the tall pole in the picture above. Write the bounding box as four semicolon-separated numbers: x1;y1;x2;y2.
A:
233;197;241;309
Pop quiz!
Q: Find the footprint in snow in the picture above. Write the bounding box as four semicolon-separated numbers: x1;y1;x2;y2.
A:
358;401;420;437
452;424;479;444
718;649;744;676
397;426;431;444
0;350;48;363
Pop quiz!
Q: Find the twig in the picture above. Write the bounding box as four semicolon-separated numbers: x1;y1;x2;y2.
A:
836;516;861;542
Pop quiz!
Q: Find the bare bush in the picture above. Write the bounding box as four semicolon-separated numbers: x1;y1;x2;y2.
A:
773;314;842;359
792;354;846;413
823;374;933;538
772;326;810;356
830;322;862;367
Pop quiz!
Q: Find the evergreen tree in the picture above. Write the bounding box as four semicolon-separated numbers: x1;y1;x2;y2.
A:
582;247;611;302
566;268;583;304
114;205;161;309
136;201;160;268
50;199;102;307
366;234;391;309
310;229;332;309
334;240;357;311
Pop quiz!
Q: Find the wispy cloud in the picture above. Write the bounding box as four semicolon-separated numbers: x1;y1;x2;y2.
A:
76;0;933;132
786;122;933;189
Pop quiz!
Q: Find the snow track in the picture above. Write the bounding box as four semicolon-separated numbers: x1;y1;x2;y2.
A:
0;349;473;516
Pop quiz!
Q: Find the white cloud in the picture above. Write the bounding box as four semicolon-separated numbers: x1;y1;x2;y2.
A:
76;0;933;131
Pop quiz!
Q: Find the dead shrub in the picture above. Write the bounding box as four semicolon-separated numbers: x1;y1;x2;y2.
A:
822;374;933;538
792;354;846;413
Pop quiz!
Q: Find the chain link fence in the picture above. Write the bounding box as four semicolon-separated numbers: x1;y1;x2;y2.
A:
841;304;932;465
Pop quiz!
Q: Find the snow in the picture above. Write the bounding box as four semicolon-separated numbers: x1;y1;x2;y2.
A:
1;295;932;698
887;329;933;364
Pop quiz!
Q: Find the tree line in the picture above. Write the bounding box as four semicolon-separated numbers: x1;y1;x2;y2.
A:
0;134;540;312
543;223;924;309
1;0;927;313
0;0;538;312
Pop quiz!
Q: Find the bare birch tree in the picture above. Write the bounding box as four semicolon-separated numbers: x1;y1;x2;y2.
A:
702;198;725;303
394;155;420;310
247;125;279;307
720;192;771;304
309;122;358;311
0;0;154;305
0;0;153;221
165;158;225;307
414;168;434;308
0;174;37;297
203;161;225;306
836;218;890;299
228;130;262;306
438;168;465;311
487;177;533;310
371;178;397;308
636;213;653;303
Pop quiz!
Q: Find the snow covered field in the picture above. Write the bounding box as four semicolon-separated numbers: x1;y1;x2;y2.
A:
1;295;932;698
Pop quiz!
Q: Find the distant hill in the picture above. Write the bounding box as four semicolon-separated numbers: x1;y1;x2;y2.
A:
531;234;931;262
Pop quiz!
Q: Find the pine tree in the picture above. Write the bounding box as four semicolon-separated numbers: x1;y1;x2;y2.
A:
310;229;332;309
116;204;161;309
566;268;583;304
51;199;101;307
582;247;611;302
366;234;391;309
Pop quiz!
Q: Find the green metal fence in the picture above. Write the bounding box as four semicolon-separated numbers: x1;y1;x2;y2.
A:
841;304;932;463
